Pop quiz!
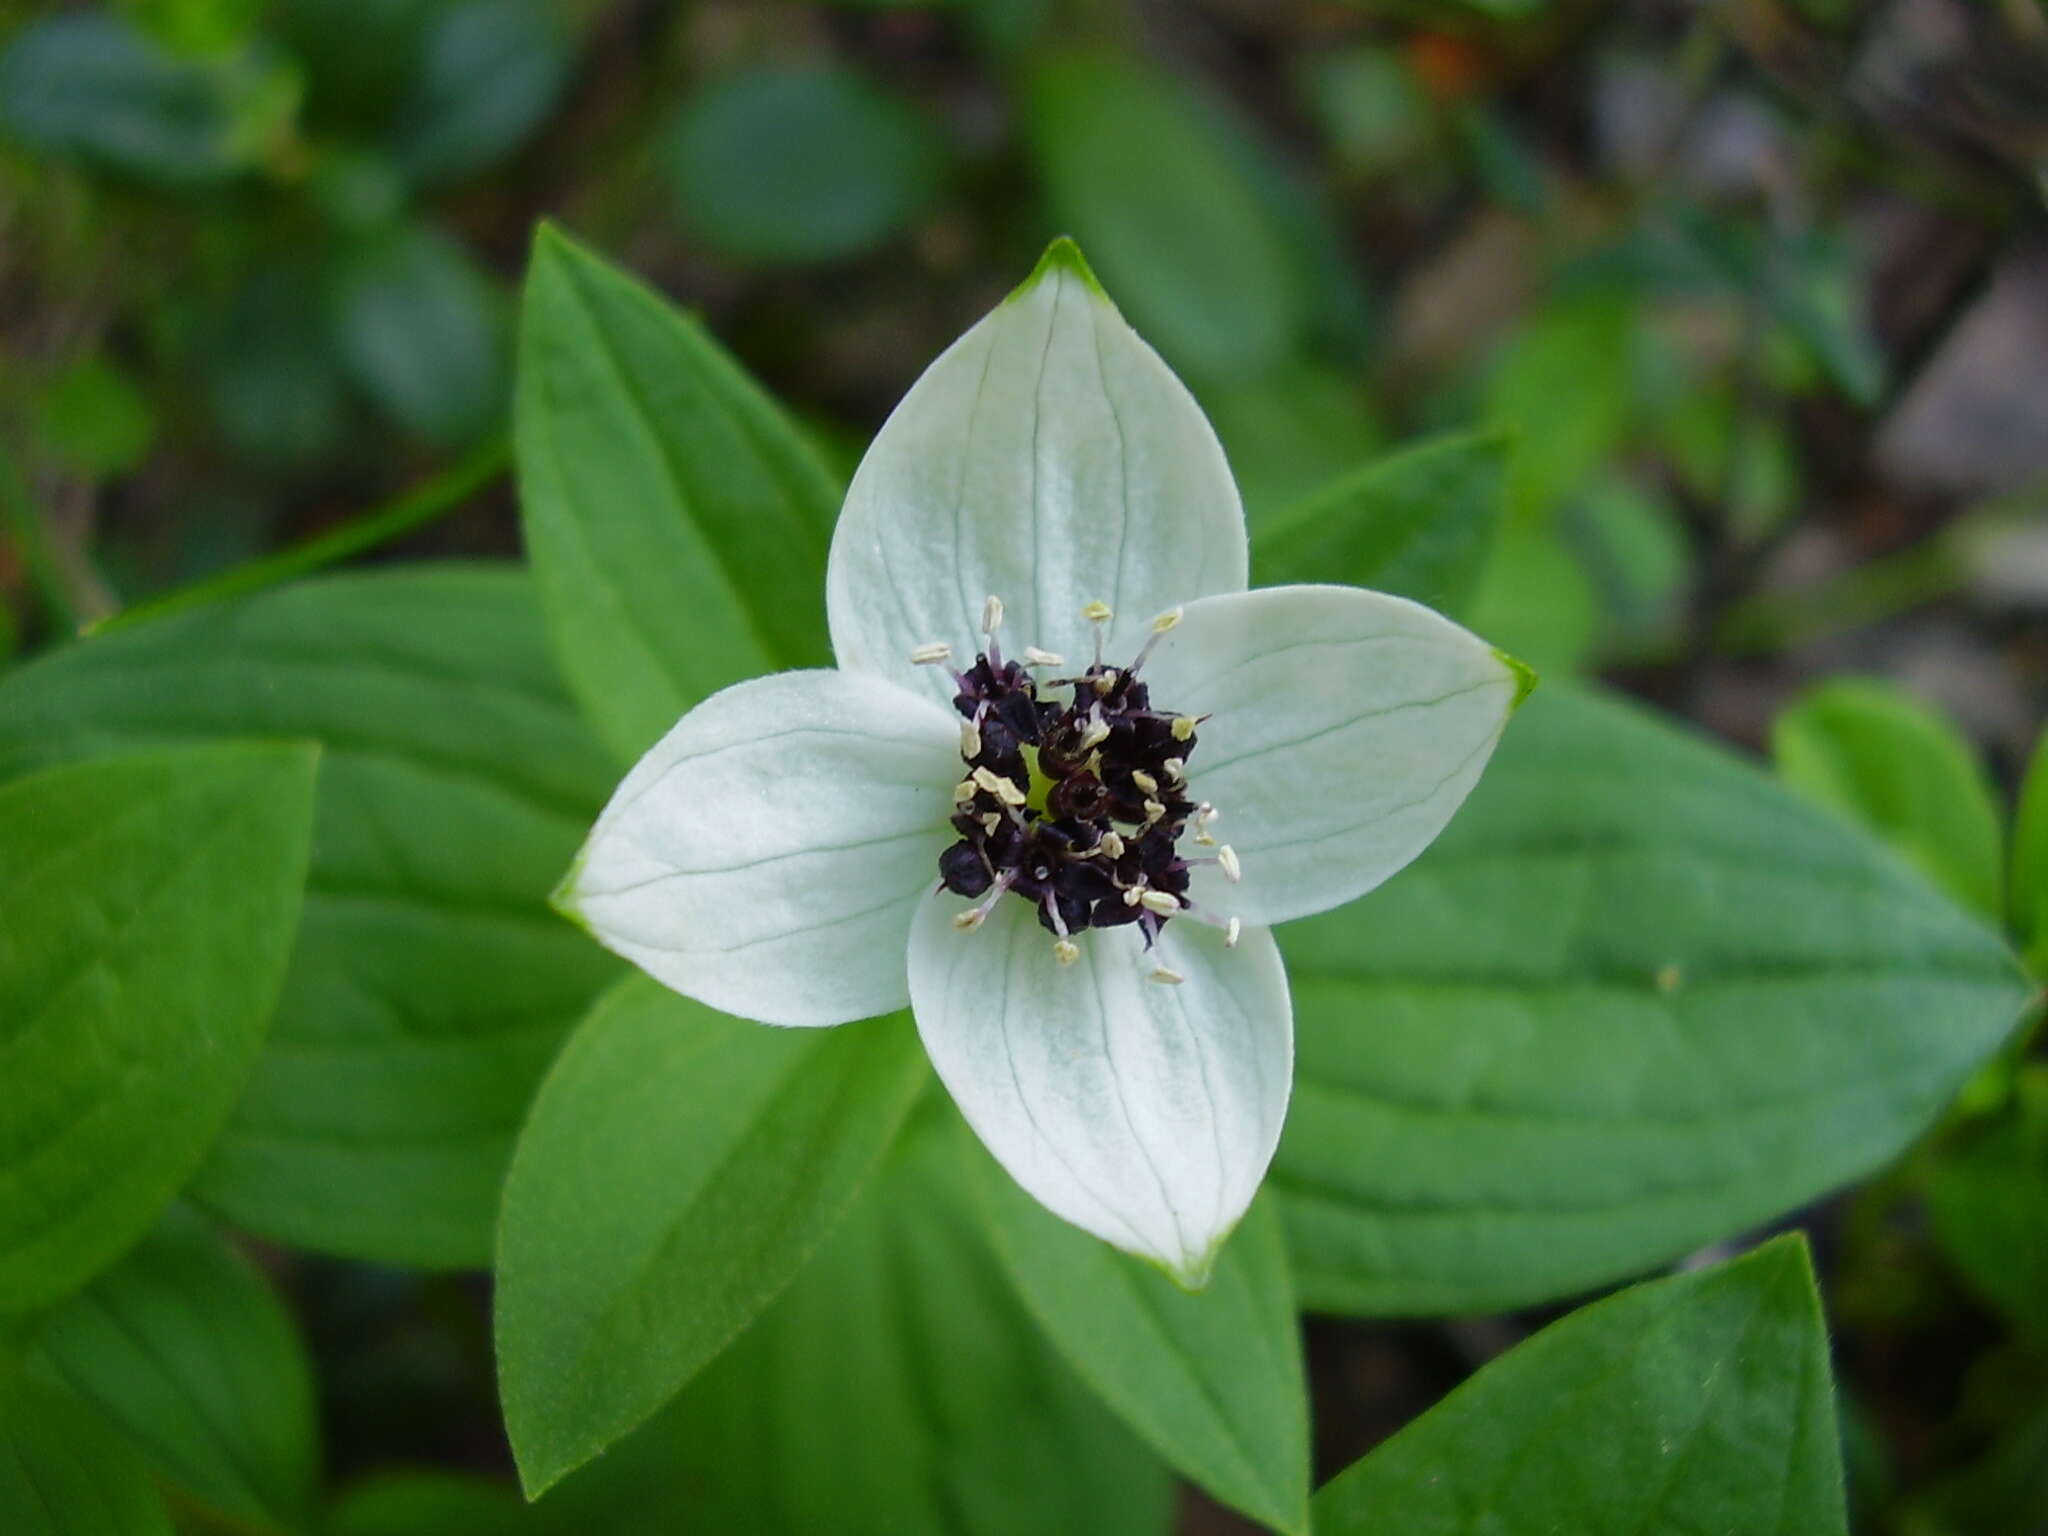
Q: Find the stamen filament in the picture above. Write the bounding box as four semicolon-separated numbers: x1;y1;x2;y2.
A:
953;872;1014;931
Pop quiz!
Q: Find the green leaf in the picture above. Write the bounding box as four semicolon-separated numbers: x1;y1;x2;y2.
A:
1198;361;1385;523
0;1366;171;1535
194;259;357;476
660;62;945;266
1483;298;1636;527
386;0;574;191
974;1158;1309;1535
1023;48;1306;379
2011;724;2048;976
27;357;157;482
515;226;842;761
330;221;507;450
1926;1069;2048;1342
0;568;619;1267
1252;429;1508;620
1568;474;1692;663
0;744;315;1316
0;13;287;192
496;974;931;1496
1270;684;2030;1315
1773;677;2005;925
28;1207;317;1534
533;1100;1173;1536
1313;1236;1846;1535
1464;523;1599;674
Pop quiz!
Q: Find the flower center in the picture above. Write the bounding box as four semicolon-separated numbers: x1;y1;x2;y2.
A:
914;597;1240;975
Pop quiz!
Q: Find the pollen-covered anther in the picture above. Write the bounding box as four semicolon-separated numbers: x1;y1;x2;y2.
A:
1149;967;1184;986
1052;938;1079;967
1081;600;1113;624
1122;886;1144;907
1130;769;1159;796
1097;830;1125;858
959;719;982;757
1022;646;1064;667
1151;607;1183;633
1161;756;1185;783
1217;844;1242;883
972;765;1026;808
953;779;976;804
1142;798;1167;824
953;907;988;932
981;594;1005;634
1078;714;1111;752
1138;889;1181;916
909;641;953;665
1224;917;1242;948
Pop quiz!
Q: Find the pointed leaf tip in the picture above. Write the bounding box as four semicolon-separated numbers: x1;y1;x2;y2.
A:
1009;236;1110;305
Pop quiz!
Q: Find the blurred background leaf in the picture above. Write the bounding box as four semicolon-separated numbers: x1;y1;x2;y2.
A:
1;0;2045;1527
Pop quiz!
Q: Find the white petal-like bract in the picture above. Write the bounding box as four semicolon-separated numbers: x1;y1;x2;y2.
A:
826;242;1248;709
1143;584;1529;927
907;891;1292;1286
562;670;960;1027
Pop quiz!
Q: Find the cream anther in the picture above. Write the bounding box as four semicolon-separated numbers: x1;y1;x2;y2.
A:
972;765;1026;808
1081;600;1113;624
1022;646;1064;667
1171;715;1197;742
1053;939;1080;967
1149;967;1184;985
1138;889;1181;915
909;641;953;665
981;595;1004;633
1130;769;1159;796
1217;845;1242;883
1224;917;1242;948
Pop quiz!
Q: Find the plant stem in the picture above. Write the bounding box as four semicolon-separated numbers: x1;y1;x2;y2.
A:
90;434;511;637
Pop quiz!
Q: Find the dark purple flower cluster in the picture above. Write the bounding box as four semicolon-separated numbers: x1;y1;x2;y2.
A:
937;642;1206;949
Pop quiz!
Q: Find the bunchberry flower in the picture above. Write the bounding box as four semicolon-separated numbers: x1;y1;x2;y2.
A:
559;241;1530;1285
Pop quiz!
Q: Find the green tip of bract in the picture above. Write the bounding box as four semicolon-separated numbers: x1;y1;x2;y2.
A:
1009;236;1110;305
1495;649;1539;711
1149;1229;1227;1293
548;852;594;936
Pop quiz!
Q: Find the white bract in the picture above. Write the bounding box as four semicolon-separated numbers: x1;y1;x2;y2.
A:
561;242;1530;1286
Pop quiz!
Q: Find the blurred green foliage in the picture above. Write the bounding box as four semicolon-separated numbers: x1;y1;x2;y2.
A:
2;0;2046;1531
